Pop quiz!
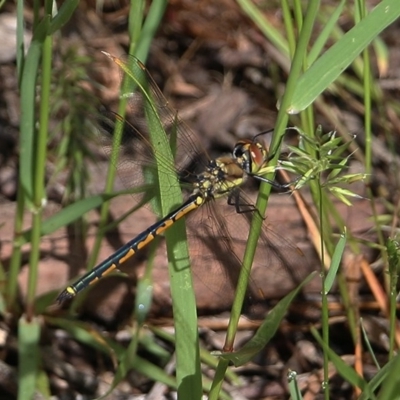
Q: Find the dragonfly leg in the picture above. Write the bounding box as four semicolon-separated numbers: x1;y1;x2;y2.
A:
227;191;265;219
252;174;300;190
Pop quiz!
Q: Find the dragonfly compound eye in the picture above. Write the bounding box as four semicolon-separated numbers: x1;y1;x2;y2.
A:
248;143;269;174
232;140;253;174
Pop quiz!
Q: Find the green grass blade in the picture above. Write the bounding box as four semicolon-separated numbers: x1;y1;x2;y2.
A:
46;317;177;397
237;0;289;57
324;230;347;294
25;31;53;316
135;0;168;61
19;15;50;203
18;316;41;400
219;272;316;366
20;190;137;244
308;0;346;64
16;0;25;79
360;318;381;370
51;316;177;398
289;0;400;112
287;370;303;400
386;237;400;358
311;327;372;397
7;10;50;310
358;354;400;400
107;54;202;398
49;0;79;33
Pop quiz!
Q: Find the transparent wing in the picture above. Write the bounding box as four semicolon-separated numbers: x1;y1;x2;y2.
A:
183;190;312;312
94;55;210;203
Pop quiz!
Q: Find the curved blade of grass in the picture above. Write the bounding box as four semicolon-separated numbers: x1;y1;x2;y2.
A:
135;0;168;61
360;318;381;370
289;0;400;113
218;272;316;366
237;0;289;57
48;316;177;397
140;64;203;400
99;337;177;400
46;317;117;361
308;0;346;64
49;0;79;34
358;353;400;400
20;187;149;244
311;327;372;397
105;54;202;398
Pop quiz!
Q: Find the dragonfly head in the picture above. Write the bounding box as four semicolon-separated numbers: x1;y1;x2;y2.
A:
232;139;270;175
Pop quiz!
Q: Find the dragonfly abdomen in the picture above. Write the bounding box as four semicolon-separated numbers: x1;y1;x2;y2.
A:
56;194;205;303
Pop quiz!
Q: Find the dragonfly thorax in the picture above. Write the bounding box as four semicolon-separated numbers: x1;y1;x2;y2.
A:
193;156;247;200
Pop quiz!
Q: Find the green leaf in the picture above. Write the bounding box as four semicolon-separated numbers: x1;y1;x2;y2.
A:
289;0;400;112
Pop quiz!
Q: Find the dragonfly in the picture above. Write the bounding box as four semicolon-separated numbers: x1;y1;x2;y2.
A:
56;55;303;304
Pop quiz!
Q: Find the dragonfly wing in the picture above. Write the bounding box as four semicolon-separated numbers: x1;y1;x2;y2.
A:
185;190;314;313
92;56;212;211
111;55;211;178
